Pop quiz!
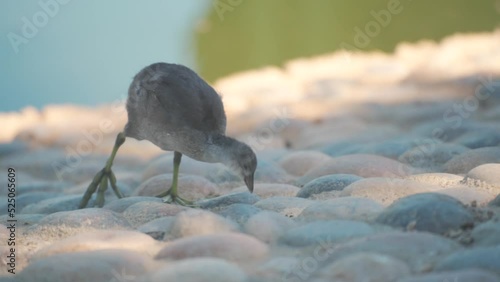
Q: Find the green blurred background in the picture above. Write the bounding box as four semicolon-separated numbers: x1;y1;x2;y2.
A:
196;0;500;82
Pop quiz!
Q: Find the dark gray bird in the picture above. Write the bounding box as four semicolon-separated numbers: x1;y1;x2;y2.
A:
79;63;257;208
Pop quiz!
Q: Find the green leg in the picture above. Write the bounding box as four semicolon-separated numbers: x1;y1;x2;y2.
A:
79;132;126;208
156;151;196;207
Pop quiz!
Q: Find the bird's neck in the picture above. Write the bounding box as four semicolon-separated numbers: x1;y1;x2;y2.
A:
201;133;238;166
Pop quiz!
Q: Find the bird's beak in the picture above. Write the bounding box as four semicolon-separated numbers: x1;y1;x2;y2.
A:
244;174;254;193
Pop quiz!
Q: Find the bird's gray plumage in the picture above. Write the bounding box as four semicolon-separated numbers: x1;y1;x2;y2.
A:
124;63;228;161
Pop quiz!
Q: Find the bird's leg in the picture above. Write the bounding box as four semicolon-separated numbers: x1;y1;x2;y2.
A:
156;151;196;207
79;132;126;208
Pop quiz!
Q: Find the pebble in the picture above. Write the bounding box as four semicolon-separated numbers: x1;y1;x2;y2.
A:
155;232;269;261
21;194;96;214
253;256;301;281
137;216;175;240
278;150;332;176
399;142;469;171
466;163;500;189
298;197;384;221
398;269;500;282
254;196;315;217
279;220;375;247
375;193;474;234
134;173;219;201
313;253;411;282
296;174;362;198
244;211;297;243
254;159;292;183
197;192;261;209
340;178;442;206
122;201;187;228
25;208;131;240
444;147;500;174
302;154;412;181
15;249;153;282
233;183;300;198
143;258;247;282
217;203;262;225
103;196;163;213
327;231;462;272
32;230;159;259
435;246;500;275
471;219;500;246
165;209;239;240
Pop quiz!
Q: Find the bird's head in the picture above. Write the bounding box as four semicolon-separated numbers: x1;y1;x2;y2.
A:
228;141;257;192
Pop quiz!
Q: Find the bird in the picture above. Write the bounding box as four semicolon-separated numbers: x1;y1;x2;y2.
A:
79;62;257;208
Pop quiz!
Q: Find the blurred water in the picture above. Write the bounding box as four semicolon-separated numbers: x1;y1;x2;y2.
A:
0;0;210;112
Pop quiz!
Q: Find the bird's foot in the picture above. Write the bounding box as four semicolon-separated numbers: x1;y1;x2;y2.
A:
156;189;197;207
79;167;124;208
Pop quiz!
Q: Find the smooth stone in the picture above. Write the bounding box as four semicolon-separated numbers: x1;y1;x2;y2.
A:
405;173;463;188
0;140;28;157
297;174;362;198
0;214;45;227
340;178;442;206
455;129;500;149
302;154;412;181
472;219;500;246
103;196;163;213
32;230;159;259
196;192;261;210
466;163;500;189
490;194;500;207
137;216;175;240
375;193;474;234
436;187;495;205
166;209;239;240
444;147;500;174
279;220;375;247
244;211;297;243
278;150;332;176
142;153;239;183
254;159;292;183
435;246;500;275
25;208;131;239
155;233;268;261
21;194;96;214
254;196;315;217
399;143;469;171
2;180;67;195
254;256;301;282
123;202;187;228
298;197;384;221
16;250;153;282
233;183;300;198
217;204;262;225
0;192;60;215
327;231;462;272
314;253;411;282
398;269;500;282
143;258;247;282
134;174;219;201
